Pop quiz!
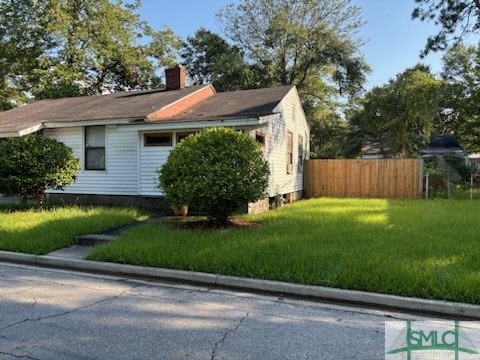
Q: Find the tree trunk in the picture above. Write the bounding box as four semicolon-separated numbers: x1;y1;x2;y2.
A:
35;191;44;210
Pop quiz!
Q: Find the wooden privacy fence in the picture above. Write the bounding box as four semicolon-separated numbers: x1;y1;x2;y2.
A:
304;159;424;199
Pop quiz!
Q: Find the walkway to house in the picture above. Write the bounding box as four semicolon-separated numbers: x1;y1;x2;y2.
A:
47;215;165;259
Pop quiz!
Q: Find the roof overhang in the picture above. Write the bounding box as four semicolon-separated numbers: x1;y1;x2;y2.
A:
0;112;280;137
0;123;45;138
124;114;279;132
44;118;141;129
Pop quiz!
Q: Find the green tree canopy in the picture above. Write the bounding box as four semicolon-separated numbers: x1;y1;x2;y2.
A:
354;65;444;157
440;42;480;152
181;28;256;91
0;0;52;109
0;0;182;103
412;0;480;55
0;134;80;209
217;0;369;103
158;128;269;224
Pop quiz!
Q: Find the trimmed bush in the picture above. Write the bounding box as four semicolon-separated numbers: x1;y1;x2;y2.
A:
158;127;269;223
0;134;80;209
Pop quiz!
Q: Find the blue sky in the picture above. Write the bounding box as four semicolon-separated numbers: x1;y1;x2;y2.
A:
138;0;445;90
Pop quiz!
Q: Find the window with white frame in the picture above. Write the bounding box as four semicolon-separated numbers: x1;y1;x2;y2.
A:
286;131;293;174
298;135;304;171
85;126;105;170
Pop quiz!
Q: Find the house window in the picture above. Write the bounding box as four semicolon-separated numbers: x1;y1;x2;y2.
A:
298;135;304;170
85;126;105;170
286;131;293;174
255;131;266;147
176;132;195;144
144;133;172;146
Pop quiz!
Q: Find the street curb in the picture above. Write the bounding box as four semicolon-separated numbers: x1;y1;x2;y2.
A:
1;250;479;319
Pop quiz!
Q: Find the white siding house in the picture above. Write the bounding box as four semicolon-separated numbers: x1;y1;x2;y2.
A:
0;67;310;213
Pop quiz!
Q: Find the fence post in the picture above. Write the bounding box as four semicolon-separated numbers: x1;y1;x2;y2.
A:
471;173;474;200
425;172;429;199
447;172;451;199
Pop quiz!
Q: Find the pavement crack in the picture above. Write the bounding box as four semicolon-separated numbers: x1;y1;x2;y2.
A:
0;351;39;360
0;286;137;332
210;312;249;360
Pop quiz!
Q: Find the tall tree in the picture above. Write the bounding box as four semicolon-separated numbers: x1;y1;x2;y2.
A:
412;0;480;55
441;43;480;152
39;0;181;95
217;0;369;104
354;65;444;157
181;28;256;91
0;0;52;108
309;111;350;159
0;0;182;103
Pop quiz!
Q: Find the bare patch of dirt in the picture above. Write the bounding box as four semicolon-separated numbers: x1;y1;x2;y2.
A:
173;218;259;231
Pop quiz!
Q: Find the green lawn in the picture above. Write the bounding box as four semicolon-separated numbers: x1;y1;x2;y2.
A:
0;206;146;255
87;198;480;304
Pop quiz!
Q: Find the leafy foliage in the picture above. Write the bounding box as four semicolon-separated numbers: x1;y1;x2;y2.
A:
216;0;370;158
412;0;480;55
353;65;444;157
0;0;182;103
217;0;369;102
309;112;350;159
440;43;480;152
181;28;256;91
0;134;80;209
158;128;269;224
0;0;52;109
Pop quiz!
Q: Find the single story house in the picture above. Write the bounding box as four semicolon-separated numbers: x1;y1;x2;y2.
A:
419;134;467;158
361;134;467;159
0;66;310;213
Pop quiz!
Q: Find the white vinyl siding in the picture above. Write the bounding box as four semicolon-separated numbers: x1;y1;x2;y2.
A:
259;87;310;197
139;131;172;196
45;125;139;195
44;86;309;199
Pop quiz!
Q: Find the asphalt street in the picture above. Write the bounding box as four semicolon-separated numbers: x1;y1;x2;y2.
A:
0;262;433;360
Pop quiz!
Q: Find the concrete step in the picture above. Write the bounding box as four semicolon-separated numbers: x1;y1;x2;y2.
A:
75;234;118;246
47;245;92;259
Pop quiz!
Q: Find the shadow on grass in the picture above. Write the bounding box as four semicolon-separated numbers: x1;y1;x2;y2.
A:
0;207;141;255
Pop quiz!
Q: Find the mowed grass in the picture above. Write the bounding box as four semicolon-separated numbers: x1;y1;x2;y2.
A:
87;198;480;304
0;206;146;255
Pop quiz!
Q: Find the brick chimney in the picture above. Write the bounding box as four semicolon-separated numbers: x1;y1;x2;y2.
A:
165;65;186;90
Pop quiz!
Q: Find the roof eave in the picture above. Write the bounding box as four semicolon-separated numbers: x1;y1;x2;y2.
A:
44;117;143;128
0;123;45;138
122;116;268;131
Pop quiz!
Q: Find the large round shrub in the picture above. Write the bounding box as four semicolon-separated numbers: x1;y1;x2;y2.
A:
158;127;269;223
0;133;80;209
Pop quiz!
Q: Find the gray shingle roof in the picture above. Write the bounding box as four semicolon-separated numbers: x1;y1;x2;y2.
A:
0;84;295;136
167;85;294;122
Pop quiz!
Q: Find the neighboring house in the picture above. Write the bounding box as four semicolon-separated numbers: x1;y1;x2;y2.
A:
419;134;467;158
361;134;467;159
0;66;310;213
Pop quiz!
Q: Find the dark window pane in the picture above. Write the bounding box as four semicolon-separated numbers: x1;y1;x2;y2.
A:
85;148;105;170
144;133;172;146
255;132;266;146
176;132;195;144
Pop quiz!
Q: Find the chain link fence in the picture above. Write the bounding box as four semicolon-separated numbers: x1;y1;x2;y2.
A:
423;153;480;199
